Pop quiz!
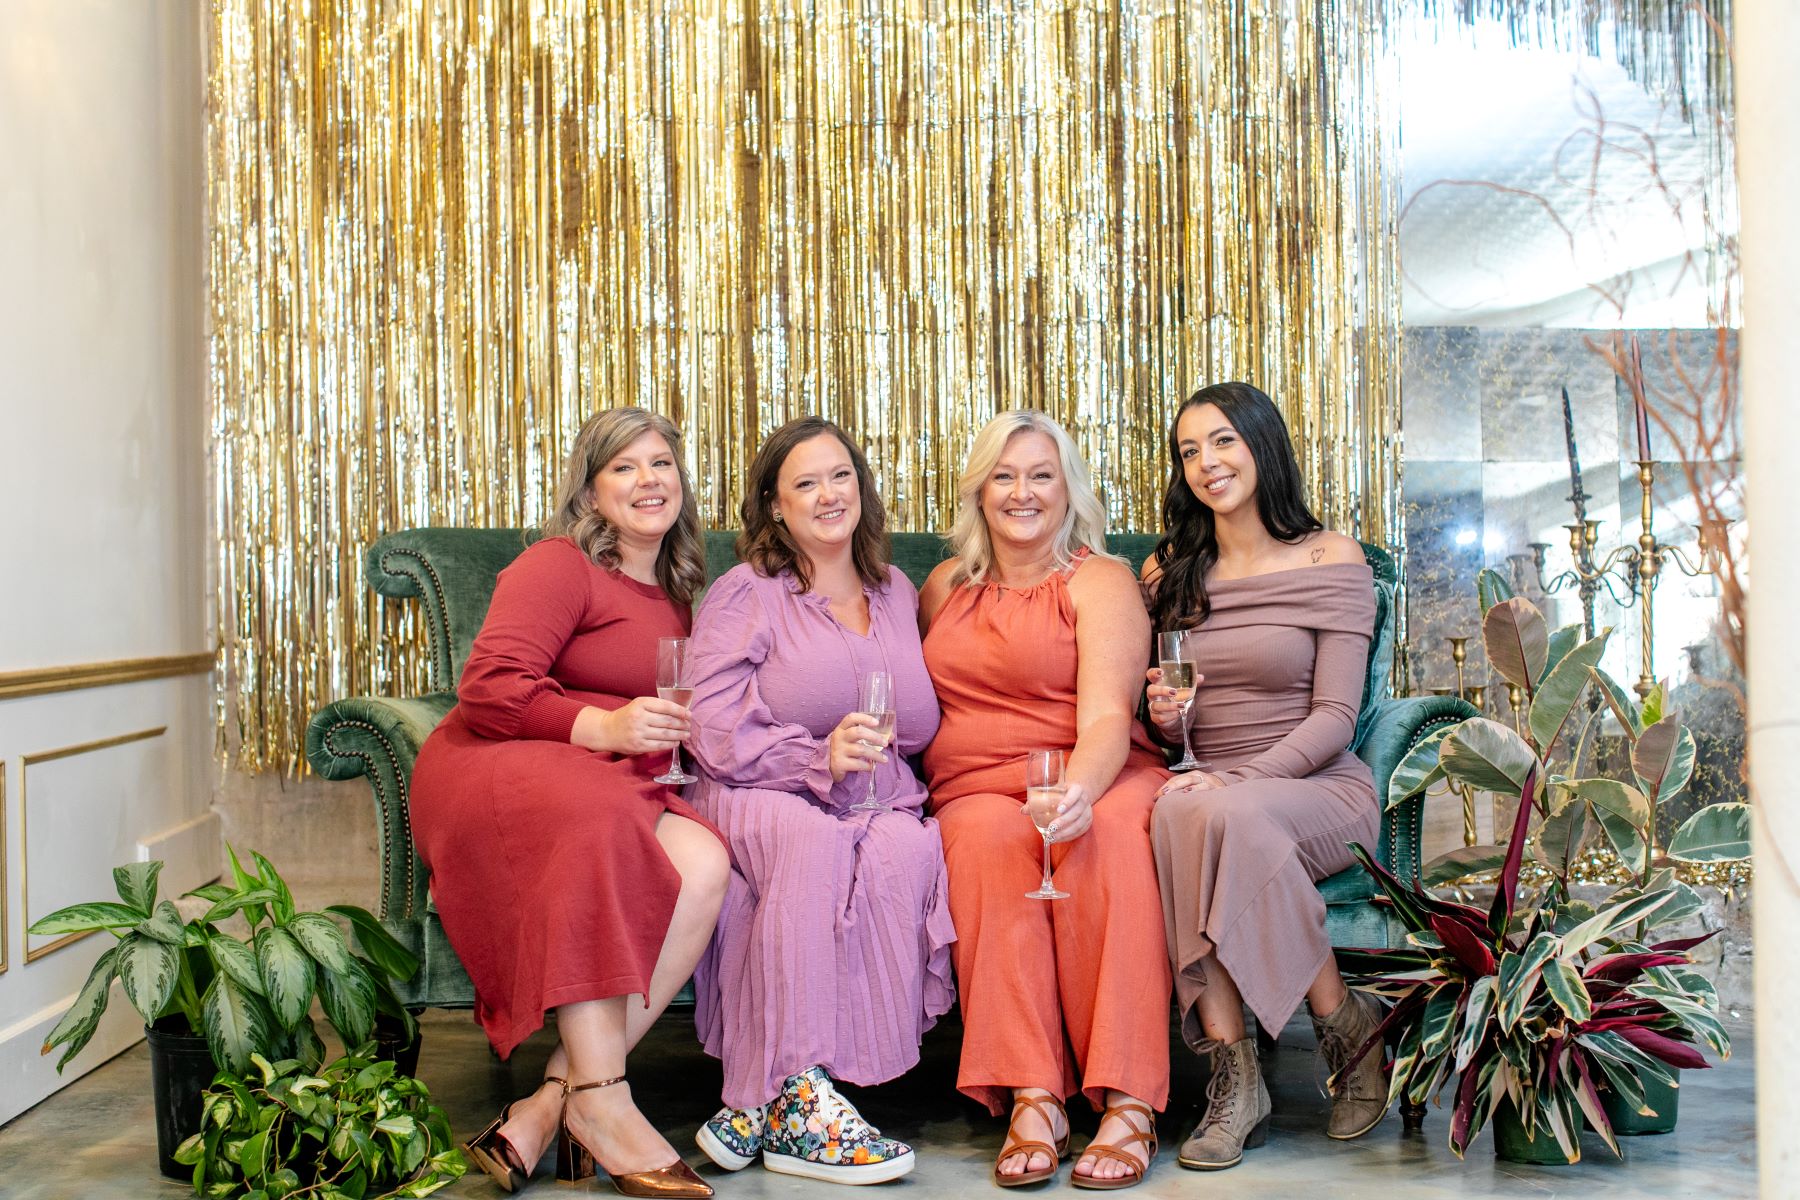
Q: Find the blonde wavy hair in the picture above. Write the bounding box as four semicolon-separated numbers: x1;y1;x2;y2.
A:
540;407;706;606
945;410;1118;587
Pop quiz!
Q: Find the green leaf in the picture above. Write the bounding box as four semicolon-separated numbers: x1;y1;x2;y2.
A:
1476;567;1515;615
136;900;189;947
1527;628;1611;752
1666;803;1752;863
117;933;181;1024
326;905;420;983
1639;680;1667;728
1633;719;1697;808
1541;624;1583;682
1568;778;1651;827
1587;665;1645;740
1422;844;1507;886
1439;717;1538;794
289;914;357;974
1454;976;1498;1072
1543;958;1592;1021
203;973;278;1075
242;1126;269;1180
250;851;297;925
40;944;122;1070
184;882;235;903
317;959;377;1048
1563;890;1677;955
202;889;280;926
1532;800;1591;876
28;901;146;937
255;927;315;1030
113;861;163;914
1595;805;1648;868
1483;597;1549;691
208;933;266;996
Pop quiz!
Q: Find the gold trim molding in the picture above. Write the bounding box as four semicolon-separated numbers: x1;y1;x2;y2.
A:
21;728;167;964
0;653;213;703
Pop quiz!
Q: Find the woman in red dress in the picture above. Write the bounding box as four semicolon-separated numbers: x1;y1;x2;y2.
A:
410;407;729;1198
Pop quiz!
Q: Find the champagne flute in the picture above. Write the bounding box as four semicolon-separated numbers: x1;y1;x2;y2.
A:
847;670;895;813
1024;748;1070;900
1157;630;1207;772
653;637;698;786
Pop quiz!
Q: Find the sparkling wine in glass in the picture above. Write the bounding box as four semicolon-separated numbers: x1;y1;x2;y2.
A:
654;637;698;786
847;670;895;813
1024;748;1070;900
1158;630;1206;772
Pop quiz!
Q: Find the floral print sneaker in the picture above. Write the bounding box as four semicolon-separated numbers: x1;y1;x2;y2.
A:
696;1102;769;1171
762;1065;916;1185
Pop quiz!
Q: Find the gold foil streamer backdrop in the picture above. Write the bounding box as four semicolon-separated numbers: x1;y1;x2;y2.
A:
208;0;1403;773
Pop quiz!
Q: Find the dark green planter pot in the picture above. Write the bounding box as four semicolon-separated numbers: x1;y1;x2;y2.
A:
1601;1070;1680;1136
147;1019;216;1179
1492;1098;1572;1165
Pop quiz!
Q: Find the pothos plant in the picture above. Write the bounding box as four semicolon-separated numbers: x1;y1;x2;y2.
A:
1341;574;1746;1160
174;1045;466;1200
32;846;420;1075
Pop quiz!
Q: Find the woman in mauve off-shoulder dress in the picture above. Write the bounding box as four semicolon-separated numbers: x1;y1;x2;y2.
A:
409;408;726;1199
682;417;954;1188
1141;382;1388;1173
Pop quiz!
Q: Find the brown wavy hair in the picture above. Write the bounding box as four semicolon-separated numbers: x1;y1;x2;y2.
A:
737;416;890;593
540;407;706;606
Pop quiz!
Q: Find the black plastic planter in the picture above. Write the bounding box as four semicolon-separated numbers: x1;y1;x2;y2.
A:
146;1019;215;1179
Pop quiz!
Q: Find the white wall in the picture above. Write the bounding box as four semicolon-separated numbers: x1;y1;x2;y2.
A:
0;1;214;1124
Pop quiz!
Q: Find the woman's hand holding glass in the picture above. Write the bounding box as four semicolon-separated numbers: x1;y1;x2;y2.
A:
1143;667;1202;742
573;696;690;756
826;712;888;783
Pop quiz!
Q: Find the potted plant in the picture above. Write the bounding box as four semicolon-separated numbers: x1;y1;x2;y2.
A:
174;1044;465;1198
1345;582;1744;1162
28;846;422;1178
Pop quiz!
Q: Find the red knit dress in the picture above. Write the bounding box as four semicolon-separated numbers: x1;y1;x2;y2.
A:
410;536;720;1058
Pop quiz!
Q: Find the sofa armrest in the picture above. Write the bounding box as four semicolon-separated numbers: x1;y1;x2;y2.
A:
1355;694;1480;880
305;692;457;923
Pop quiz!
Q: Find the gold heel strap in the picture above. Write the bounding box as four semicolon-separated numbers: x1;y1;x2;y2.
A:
560;1074;626;1095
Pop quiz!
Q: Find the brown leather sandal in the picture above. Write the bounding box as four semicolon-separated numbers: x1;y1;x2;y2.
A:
556;1075;713;1197
993;1090;1072;1188
1071;1100;1157;1191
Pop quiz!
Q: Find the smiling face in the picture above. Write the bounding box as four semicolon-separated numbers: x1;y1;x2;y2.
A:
773;432;862;566
980;429;1070;554
1177;402;1259;517
585;429;682;548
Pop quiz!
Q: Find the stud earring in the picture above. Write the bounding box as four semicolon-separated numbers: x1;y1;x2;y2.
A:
773;511;784;524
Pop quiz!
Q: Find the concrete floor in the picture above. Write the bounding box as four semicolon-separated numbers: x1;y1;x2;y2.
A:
0;1009;1756;1199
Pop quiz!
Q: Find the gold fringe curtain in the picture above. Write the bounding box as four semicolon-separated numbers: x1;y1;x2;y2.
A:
208;0;1402;773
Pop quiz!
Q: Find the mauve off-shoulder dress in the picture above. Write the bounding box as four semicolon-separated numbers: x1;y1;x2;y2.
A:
1151;561;1379;1047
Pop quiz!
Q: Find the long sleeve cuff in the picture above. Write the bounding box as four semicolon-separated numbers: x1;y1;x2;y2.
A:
518;690;587;743
803;738;837;806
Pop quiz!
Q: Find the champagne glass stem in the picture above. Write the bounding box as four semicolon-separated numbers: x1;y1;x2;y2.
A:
1179;702;1195;766
1040;833;1055;894
671;743;684;779
865;752;879;805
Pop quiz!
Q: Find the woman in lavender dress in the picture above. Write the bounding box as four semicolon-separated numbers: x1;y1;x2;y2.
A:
684;417;955;1187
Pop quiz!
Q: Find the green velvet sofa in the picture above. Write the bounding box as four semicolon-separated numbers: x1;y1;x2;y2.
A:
305;528;1473;1014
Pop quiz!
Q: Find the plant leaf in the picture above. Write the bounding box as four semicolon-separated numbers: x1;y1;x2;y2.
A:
289;914;357;974
1440;718;1538;794
28;901;146;937
203;973;277;1075
1491;765;1541;937
256;927;315;1030
1633;719;1697;808
1563;891;1677;955
1476;567;1516;615
1541;623;1583;681
209;933;266;997
317;959;377;1048
326;904;420;983
1543;959;1592;1022
1666;803;1752;863
1587;666;1645;738
202;889;280;926
183;882;234;903
1527;628;1611;752
1595;805;1648;869
1639;681;1666;728
40;944;122;1070
1454;977;1497;1072
1423;844;1507;886
136;900;188;947
250;851;297;926
112;862;163;915
1386;726;1454;812
1483;598;1549;691
1532;800;1591;877
1569;778;1651;828
117;933;181;1024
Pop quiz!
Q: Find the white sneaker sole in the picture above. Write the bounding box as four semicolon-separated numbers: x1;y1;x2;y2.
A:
695;1124;758;1171
763;1148;916;1185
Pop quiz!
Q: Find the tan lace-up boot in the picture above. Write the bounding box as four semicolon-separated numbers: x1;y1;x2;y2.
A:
1176;1038;1272;1170
1312;989;1390;1140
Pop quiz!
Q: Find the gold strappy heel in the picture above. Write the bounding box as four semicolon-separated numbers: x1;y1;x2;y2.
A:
1071;1100;1158;1191
462;1075;567;1193
555;1074;714;1197
993;1090;1071;1188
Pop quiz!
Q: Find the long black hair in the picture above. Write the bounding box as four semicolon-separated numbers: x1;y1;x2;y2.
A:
1148;382;1323;631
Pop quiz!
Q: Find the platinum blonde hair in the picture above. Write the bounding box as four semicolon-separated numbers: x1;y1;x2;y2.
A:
945;410;1118;587
540;407;706;606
